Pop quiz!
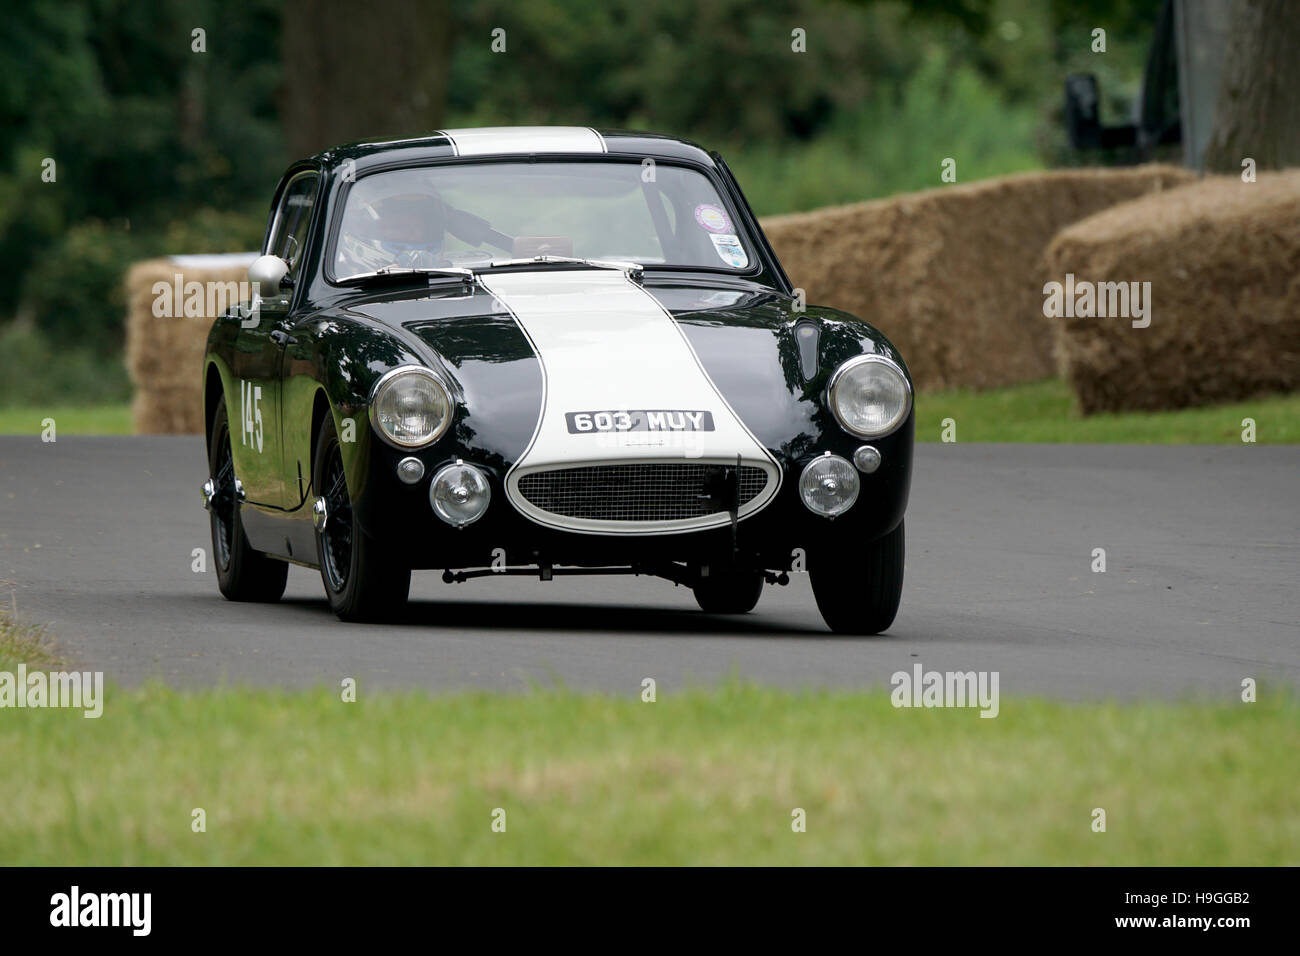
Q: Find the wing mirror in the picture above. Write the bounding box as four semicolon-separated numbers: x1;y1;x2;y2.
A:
248;254;291;294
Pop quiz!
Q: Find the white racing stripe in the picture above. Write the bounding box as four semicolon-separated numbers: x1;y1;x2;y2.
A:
440;127;606;157
480;270;781;535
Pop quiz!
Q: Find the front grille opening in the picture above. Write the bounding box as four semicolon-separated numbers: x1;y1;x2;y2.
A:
517;463;768;522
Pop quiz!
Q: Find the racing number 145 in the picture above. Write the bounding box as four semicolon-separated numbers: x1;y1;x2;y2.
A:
241;379;263;453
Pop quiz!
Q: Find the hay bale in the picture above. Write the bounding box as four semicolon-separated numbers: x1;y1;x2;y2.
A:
124;254;256;433
761;165;1194;391
1044;170;1300;413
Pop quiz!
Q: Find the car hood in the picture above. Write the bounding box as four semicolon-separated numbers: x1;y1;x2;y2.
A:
341;272;907;470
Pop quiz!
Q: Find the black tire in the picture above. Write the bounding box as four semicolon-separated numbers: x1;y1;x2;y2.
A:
693;569;764;614
207;395;288;602
809;520;905;635
312;413;410;622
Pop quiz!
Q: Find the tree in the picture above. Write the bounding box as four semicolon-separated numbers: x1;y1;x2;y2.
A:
1203;0;1300;172
281;0;452;158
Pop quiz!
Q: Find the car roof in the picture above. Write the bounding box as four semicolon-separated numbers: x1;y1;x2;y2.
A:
307;126;716;173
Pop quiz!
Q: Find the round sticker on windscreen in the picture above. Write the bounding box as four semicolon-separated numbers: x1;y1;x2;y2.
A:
694;203;732;233
709;233;749;269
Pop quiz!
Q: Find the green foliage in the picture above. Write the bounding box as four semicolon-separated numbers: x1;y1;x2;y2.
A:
0;0;282;310
19;219;143;351
0;0;1166;407
450;0;924;142
726;49;1044;215
0;323;131;406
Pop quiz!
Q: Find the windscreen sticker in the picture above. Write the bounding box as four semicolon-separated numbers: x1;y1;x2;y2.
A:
693;203;732;233
709;233;749;269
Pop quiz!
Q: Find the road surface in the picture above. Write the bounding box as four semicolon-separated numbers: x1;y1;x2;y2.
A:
1;437;1295;699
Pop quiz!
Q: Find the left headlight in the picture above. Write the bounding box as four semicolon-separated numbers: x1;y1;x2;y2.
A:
369;367;453;448
827;355;912;438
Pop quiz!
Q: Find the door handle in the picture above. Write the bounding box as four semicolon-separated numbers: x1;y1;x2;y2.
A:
269;329;298;346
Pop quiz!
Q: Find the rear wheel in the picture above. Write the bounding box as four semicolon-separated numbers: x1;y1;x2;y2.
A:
207;395;288;602
809;520;905;635
693;569;764;614
313;413;410;622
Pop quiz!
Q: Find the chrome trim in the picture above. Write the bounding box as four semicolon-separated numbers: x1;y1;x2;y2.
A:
233;478;246;501
312;496;328;531
826;354;913;439
505;456;780;536
201;478;216;511
367;365;455;449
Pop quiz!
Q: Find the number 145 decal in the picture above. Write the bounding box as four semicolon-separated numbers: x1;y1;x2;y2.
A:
241;379;263;452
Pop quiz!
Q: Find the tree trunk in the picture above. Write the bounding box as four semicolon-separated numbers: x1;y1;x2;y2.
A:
281;0;452;159
1202;0;1300;173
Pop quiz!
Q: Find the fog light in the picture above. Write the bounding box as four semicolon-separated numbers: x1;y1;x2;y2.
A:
799;453;859;517
430;460;490;527
853;445;881;473
396;456;425;484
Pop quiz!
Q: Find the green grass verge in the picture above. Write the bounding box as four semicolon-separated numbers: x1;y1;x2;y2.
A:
0;404;132;436
2;380;1296;443
1;673;1294;865
916;379;1300;443
0;606;64;672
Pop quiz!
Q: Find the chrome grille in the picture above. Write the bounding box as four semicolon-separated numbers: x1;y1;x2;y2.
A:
517;463;769;522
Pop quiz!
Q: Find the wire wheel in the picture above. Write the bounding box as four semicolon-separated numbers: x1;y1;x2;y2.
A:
319;438;353;593
210;417;237;571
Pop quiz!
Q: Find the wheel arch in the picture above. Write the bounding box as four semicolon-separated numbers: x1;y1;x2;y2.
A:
309;387;334;478
204;361;226;447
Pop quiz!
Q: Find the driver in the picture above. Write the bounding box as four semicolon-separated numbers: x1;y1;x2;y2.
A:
339;179;449;273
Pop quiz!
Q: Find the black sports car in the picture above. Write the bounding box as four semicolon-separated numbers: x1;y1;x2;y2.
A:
202;127;913;632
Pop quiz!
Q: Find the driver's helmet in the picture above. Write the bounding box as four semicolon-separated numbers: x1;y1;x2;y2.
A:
339;177;448;273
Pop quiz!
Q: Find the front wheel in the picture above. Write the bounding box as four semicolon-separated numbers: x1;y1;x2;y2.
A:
312;412;410;622
693;569;764;614
809;520;905;635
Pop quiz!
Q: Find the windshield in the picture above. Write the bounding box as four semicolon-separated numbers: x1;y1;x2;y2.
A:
330;161;754;280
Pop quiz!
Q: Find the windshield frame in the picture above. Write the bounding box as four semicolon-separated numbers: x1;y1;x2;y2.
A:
321;154;765;288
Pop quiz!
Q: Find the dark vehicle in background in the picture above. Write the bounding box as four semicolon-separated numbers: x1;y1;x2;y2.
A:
202;127;914;633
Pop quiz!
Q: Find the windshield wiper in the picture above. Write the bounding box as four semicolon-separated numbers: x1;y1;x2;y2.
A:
337;266;475;286
480;255;644;280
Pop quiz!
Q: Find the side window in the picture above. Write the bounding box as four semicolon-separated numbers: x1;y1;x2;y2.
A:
265;172;318;277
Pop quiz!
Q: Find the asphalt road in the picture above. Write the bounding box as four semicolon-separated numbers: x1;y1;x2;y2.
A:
0;436;1296;699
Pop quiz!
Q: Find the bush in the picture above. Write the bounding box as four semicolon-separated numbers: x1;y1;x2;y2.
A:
0;323;130;406
20;220;143;354
17;208;265;358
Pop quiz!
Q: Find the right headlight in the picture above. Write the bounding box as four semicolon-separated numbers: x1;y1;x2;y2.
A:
369;366;453;448
827;355;912;438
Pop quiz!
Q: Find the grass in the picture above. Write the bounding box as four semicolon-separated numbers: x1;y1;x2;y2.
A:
0;602;64;672
1;606;1294;865
4;380;1297;443
915;379;1300;444
0;671;1295;864
0;404;133;436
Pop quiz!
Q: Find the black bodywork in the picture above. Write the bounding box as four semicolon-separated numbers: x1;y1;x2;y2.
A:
203;131;913;579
